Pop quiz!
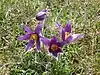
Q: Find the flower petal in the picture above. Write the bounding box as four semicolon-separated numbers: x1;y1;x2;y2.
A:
40;36;50;47
56;48;63;53
65;20;72;33
41;9;47;12
71;34;84;42
17;34;30;40
26;40;34;50
52;52;58;57
62;28;65;41
49;48;58;57
51;36;58;44
36;9;47;21
49;48;62;57
36;39;40;51
57;41;65;47
65;35;73;43
34;24;42;34
23;25;32;33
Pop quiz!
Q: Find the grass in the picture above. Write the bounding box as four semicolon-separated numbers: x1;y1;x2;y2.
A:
0;0;100;75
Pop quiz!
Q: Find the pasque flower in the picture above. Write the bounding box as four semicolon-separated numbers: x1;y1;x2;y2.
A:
55;21;84;43
18;24;42;51
36;9;47;21
41;36;65;57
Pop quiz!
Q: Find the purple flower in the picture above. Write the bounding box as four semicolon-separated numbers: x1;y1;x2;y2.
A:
41;36;64;58
18;24;42;51
36;9;47;21
55;21;84;43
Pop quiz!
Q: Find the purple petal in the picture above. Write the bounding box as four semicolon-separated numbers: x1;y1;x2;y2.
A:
17;34;30;40
62;29;65;41
55;22;62;34
41;9;47;12
52;52;58;57
36;14;46;20
51;36;58;44
71;34;84;42
36;12;46;17
36;9;47;21
55;48;63;53
26;40;34;50
40;36;50;47
34;24;42;34
65;20;72;33
57;42;65;47
36;39;40;51
56;42;61;47
23;25;32;33
49;48;62;57
49;48;58;57
59;41;66;47
65;35;72;43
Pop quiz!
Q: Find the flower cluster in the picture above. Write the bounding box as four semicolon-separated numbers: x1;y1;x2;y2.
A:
18;9;84;59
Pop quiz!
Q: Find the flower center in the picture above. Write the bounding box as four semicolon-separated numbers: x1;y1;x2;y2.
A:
51;44;58;51
30;34;38;40
65;32;71;40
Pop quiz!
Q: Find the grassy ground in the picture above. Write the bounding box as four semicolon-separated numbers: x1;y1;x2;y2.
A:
0;0;100;75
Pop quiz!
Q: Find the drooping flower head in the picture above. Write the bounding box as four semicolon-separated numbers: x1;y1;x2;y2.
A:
18;24;42;51
36;9;47;21
41;36;65;58
55;21;84;43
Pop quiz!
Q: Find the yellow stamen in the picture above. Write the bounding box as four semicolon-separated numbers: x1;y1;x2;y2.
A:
51;44;58;51
65;32;71;40
30;34;38;40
